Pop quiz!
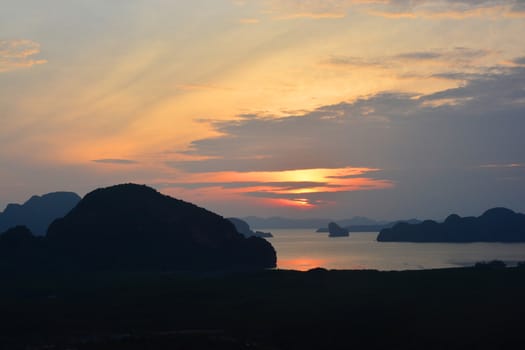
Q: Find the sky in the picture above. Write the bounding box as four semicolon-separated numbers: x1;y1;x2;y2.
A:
1;0;525;220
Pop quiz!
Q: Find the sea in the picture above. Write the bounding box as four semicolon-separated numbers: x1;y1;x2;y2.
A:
264;229;525;271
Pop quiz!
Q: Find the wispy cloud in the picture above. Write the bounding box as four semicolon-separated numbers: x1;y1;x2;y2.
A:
275;12;347;19
160;180;329;190
0;39;47;73
324;47;492;68
259;0;353;19
395;51;443;60
323;55;385;68
239;18;261;24
176;83;233;91
248;0;525;20
480;163;525;169
372;0;525;19
158;167;393;209
92;159;138;165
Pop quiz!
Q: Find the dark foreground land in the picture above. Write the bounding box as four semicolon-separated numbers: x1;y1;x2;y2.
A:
1;267;525;350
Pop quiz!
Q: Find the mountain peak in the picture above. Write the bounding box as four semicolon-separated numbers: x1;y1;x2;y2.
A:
46;183;276;270
0;191;81;235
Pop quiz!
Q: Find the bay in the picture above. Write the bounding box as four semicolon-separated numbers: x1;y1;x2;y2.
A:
265;228;525;271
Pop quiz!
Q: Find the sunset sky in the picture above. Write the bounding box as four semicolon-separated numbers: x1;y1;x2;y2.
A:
1;0;525;220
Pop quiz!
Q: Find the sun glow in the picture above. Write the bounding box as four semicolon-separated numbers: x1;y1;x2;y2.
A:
166;166;381;184
159;166;394;210
278;258;328;271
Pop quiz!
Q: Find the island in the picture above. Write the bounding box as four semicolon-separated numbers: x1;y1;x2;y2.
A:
227;217;273;238
0;191;81;235
377;207;525;242
317;219;421;233
328;222;349;237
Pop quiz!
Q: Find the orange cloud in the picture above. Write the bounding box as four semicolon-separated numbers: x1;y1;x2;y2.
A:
157;166;394;210
0;39;47;73
276;12;346;20
176;83;233;91
366;10;416;18
239;18;261;24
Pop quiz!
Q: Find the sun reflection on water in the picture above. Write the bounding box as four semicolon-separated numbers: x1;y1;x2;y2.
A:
278;257;329;271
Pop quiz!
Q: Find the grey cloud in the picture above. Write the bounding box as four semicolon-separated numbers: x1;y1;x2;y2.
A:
169;64;525;174
480;163;525;168
451;47;490;59
432;72;484;81
373;0;525;17
395;52;443;60
511;0;525;12
513;56;525;65
423;67;525;104
431;65;509;80
324;47;491;69
171;93;418;172
257;1;525;19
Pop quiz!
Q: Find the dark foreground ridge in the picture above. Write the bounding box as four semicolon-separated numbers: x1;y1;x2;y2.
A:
377;207;525;242
1;267;524;350
0;183;276;271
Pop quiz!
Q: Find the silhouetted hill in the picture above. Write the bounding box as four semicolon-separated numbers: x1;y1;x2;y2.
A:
0;192;81;235
227;218;273;238
328;222;349;237
0;184;276;272
377;208;525;242
45;184;276;270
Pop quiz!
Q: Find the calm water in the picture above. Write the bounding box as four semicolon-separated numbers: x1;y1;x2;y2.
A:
265;229;525;271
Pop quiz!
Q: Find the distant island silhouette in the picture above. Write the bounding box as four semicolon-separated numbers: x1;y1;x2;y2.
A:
377;207;525;242
0;191;81;235
227;218;273;238
328;222;349;237
243;216;386;229
317;219;421;233
0;184;276;271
